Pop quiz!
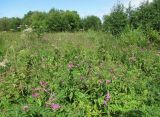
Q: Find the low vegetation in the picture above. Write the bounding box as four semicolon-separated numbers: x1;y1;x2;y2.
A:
0;30;160;116
0;0;160;116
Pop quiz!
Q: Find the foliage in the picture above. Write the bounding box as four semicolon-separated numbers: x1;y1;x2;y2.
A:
0;0;159;34
130;0;160;31
46;9;80;32
0;31;159;116
81;16;102;31
103;3;128;35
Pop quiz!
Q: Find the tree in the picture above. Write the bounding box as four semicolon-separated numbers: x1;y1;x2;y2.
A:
0;17;11;31
61;10;80;32
103;3;128;35
10;17;22;31
46;9;80;32
82;16;101;31
130;0;160;31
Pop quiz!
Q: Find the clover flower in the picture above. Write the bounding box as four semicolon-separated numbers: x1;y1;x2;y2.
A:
104;92;111;105
40;81;48;87
50;104;61;110
32;93;39;98
106;80;111;84
67;62;74;69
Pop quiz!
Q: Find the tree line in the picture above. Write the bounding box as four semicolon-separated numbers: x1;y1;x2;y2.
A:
0;0;159;35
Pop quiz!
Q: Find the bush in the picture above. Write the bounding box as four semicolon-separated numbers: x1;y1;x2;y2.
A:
146;29;160;47
120;29;148;47
103;3;128;35
82;16;102;31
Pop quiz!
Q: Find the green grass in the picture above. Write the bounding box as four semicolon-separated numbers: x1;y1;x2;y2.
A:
0;31;160;117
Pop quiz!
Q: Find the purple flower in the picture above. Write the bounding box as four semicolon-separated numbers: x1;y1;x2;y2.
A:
67;62;74;69
32;93;39;98
106;80;111;84
104;92;111;105
105;92;111;101
39;81;48;87
50;104;61;110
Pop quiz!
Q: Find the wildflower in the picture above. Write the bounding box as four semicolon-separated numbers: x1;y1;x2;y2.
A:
109;68;115;74
50;104;61;110
98;79;103;84
106;80;111;84
45;98;56;107
104;92;111;105
67;62;74;69
32;93;39;98
21;105;29;112
0;59;8;67
39;81;48;87
105;92;111;101
23;28;33;33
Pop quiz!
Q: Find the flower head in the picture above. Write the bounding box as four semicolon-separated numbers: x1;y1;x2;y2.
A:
32;93;39;98
104;92;111;105
105;92;111;101
67;62;74;69
50;104;61;110
39;81;48;87
98;80;103;84
106;80;111;84
21;105;29;112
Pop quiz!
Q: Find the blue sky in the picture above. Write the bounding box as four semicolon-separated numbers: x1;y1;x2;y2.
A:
0;0;150;19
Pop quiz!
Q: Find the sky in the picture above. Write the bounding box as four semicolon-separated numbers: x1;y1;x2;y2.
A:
0;0;153;19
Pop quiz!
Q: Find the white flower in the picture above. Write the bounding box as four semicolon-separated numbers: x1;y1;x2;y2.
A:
0;59;8;67
23;28;33;33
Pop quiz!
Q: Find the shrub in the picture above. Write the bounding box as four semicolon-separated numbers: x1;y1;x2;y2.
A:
146;29;160;47
120;29;148;47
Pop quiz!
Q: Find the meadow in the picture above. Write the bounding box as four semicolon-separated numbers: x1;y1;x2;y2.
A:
0;30;160;116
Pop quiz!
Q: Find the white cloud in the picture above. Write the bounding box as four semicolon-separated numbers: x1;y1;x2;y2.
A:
121;0;153;8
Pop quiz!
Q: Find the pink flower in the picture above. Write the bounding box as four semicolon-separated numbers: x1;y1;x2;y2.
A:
50;104;61;110
32;93;39;98
104;92;111;105
67;62;74;69
106;80;111;84
39;81;48;87
105;92;111;101
98;80;103;84
22;105;29;111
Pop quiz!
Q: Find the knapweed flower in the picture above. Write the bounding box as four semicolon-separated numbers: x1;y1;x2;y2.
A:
39;81;48;87
67;62;74;69
106;80;111;84
98;80;103;84
50;104;61;110
104;92;111;105
21;105;29;112
32;93;39;98
105;92;111;101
